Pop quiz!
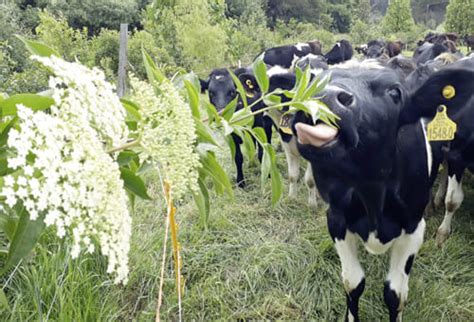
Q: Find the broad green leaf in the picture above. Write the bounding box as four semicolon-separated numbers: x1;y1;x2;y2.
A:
222;120;234;136
229;107;254;127
0;214;17;242
200;151;233;197
0;117;17;147
120;167;151;200
228;70;248;109
16;35;60;57
120;98;142;121
294;67;310;101
221;97;238;121
195;118;218;145
117;150;139;167
0;288;9;311
193;178;210;229
184;80;200;119
225;134;236;160
142;49;165;86
253;58;269;93
204;101;219;125
0;206;45;276
268;146;283;206
263;94;282;106
242;130;256;166
0;94;54;117
250;127;268;145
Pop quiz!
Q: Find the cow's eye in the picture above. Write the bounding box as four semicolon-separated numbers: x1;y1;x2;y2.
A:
229;90;236;97
388;87;402;104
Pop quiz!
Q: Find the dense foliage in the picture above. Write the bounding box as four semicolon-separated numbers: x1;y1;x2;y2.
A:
445;0;474;38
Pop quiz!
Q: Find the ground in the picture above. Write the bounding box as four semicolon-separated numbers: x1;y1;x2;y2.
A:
0;143;473;321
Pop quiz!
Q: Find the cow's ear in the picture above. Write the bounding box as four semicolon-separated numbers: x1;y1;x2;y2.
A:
399;67;474;125
238;73;260;98
200;78;209;93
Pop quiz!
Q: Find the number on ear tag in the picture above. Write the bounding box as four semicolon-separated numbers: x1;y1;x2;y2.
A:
279;114;293;135
427;105;457;141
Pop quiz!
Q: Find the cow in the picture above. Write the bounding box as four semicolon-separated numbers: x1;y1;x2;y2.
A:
413;41;456;65
365;39;385;58
258;40;322;69
385;55;417;78
295;54;329;74
357;40;404;59
200;68;273;187
421;57;474;245
385;40;404;57
289;62;474;321
421;32;459;45
464;34;474;52
324;39;353;65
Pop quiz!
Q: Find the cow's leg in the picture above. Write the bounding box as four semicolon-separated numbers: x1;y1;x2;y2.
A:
384;219;425;322
263;115;273;146
334;231;365;322
433;163;448;209
281;136;300;198
436;168;465;246
304;164;318;208
232;134;245;188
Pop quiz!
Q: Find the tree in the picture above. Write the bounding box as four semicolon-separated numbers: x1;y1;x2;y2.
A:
381;0;415;34
445;0;474;38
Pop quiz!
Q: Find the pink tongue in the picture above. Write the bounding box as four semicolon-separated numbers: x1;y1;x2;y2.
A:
295;122;339;147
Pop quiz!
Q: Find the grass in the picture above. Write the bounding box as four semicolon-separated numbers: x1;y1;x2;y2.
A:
0;147;473;321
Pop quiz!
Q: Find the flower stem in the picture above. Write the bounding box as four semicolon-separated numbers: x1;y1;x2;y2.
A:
107;139;140;154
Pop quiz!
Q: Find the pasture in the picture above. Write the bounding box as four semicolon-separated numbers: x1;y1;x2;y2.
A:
1;149;473;321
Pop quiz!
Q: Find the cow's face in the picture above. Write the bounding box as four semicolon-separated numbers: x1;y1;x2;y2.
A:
201;70;237;111
293;68;403;173
292;65;474;179
413;42;448;65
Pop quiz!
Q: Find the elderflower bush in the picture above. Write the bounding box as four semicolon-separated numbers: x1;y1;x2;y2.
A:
130;76;200;200
0;55;132;284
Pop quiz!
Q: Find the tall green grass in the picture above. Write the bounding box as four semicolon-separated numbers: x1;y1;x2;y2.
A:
1;152;473;321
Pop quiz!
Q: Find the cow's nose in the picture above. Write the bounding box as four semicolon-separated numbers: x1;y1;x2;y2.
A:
336;90;354;107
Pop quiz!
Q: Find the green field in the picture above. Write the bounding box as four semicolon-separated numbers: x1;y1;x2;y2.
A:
1;148;473;321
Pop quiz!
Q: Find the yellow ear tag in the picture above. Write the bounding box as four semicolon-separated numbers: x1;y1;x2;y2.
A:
442;85;455;99
246;91;255;98
279;114;293;135
245;79;254;89
427;105;457;141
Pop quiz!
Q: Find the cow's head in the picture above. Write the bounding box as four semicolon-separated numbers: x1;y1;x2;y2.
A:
413;42;451;65
200;69;237;111
324;40;353;65
290;64;474;179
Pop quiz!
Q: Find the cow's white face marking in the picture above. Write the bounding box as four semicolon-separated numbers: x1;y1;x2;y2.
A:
214;75;224;80
363;232;395;254
336;42;341;47
420;118;433;176
290;54;300;69
335;231;365;292
295;42;310;51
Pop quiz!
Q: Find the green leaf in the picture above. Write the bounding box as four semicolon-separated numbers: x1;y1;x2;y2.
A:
0;206;45;276
228;70;248;109
0;94;54;117
184;80;200;119
221;96;238;121
117;150;139;167
204;101;219;125
253;58;269;93
0;117;17;147
199;151;233;198
229;107;254;127
193;178;210;229
294;67;310;101
250;127;268;145
142;48;165;85
195;118;218;145
225;134;236;160
16;35;60;57
0;215;18;242
120;98;142;121
268;146;283;206
0;288;9;311
242;130;256;166
120;167;151;200
222;120;234;136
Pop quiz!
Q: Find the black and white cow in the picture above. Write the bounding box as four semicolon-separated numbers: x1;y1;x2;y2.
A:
259;40;322;69
289;63;474;321
324;39;353;65
200;68;273;187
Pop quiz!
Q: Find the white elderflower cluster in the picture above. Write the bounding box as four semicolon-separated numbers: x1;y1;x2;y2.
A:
130;76;200;200
2;106;131;284
32;55;129;148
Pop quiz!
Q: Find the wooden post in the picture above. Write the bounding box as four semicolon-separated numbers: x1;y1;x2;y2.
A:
117;23;128;98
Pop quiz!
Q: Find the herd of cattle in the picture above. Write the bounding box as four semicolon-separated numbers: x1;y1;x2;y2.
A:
199;32;474;321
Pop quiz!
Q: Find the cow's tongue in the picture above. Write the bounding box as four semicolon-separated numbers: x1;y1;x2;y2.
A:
295;122;339;147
